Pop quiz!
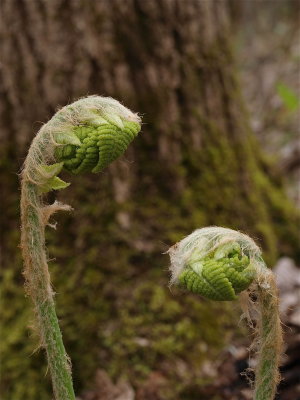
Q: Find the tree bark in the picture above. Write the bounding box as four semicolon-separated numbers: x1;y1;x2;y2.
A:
1;1;298;399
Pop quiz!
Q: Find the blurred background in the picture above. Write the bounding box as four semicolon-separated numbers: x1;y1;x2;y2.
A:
1;0;299;399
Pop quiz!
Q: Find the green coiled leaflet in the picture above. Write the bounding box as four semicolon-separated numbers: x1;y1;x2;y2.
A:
179;243;255;300
55;120;140;174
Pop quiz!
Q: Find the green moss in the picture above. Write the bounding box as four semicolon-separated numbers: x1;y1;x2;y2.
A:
0;251;51;400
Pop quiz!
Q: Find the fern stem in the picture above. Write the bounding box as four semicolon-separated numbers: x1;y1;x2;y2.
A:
254;271;282;400
21;181;75;400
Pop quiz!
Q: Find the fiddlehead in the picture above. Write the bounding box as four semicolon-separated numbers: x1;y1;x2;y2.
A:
177;241;255;301
20;96;141;400
168;226;283;400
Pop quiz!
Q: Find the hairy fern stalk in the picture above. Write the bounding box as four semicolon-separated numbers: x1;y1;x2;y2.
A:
20;96;141;400
168;226;283;400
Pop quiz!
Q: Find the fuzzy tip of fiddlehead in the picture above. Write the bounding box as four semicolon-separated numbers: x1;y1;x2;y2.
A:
22;96;141;193
168;226;283;400
168;226;260;300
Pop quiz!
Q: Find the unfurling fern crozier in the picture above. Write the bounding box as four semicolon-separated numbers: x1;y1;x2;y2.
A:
178;241;255;300
26;96;141;193
21;96;141;400
168;227;283;400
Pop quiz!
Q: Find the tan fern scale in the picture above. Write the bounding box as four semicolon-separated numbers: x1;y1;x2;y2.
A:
21;96;141;400
168;227;283;400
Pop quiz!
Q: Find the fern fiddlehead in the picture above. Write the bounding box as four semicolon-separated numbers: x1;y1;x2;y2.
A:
20;96;141;400
168;227;283;400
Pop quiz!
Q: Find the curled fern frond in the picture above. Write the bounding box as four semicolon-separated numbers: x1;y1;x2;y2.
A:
169;227;258;300
23;96;141;192
168;226;283;400
20;96;141;400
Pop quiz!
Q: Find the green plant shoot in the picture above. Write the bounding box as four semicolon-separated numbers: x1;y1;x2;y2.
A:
20;96;141;400
168;226;283;400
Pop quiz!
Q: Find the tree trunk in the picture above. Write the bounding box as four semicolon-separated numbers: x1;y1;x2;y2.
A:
1;1;298;399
